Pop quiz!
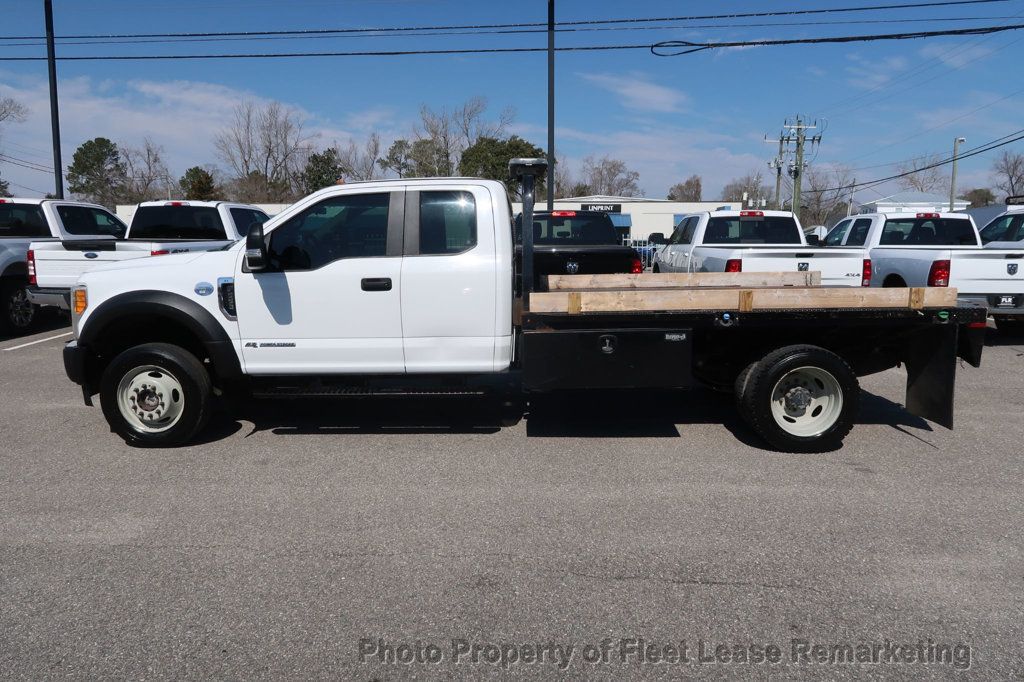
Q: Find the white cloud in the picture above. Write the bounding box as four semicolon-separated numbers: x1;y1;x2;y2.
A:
0;75;397;195
919;44;994;69
844;54;909;90
579;71;689;114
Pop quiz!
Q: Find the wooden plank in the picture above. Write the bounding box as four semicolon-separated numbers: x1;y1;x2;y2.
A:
748;287;958;310
546;272;820;291
529;286;961;314
530;289;742;313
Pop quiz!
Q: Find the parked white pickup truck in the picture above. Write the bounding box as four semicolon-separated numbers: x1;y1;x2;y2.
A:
28;200;268;310
823;211;1024;333
61;162;988;454
0;197;126;333
978;198;1024;248
651;210;870;286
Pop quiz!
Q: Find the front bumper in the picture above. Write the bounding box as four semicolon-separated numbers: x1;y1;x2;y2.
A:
27;286;70;310
63;340;86;386
959;294;1024;318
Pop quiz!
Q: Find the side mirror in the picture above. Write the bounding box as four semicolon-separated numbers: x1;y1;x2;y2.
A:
246;222;268;271
806;234;821;246
648;232;666;244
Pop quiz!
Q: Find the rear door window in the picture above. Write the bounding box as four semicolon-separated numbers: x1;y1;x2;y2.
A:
419;191;477;255
846;218;873;246
56;205;126;237
230;208;269;237
130;206;227;240
0;203;49;238
880;218;978;246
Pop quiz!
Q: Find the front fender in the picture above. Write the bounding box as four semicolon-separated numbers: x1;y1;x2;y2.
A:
78;289;243;381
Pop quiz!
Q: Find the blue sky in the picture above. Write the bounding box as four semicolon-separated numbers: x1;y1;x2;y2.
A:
1;0;1023;201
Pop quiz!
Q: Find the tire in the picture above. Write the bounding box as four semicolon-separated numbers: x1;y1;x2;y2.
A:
882;276;906;288
995;318;1024;336
0;280;36;335
733;361;758;424
736;345;858;453
100;343;212;447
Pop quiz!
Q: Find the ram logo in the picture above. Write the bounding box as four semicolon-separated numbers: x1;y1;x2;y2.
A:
565;260;580;275
1009;263;1019;276
798;262;810;272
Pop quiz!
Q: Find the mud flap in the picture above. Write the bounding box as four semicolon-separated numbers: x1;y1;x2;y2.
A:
904;324;958;430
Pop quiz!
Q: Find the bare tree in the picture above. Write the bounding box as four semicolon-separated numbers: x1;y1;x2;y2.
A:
667;175;702;201
339;133;382;182
214;100;313;201
721;170;772;204
414;97;514;177
581;156;642;197
801;166;855;226
992;150;1024;198
121;138;172;202
895;154;945;193
0;97;28;195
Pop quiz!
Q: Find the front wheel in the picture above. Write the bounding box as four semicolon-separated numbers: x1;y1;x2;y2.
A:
0;280;36;335
736;345;858;453
100;343;212;447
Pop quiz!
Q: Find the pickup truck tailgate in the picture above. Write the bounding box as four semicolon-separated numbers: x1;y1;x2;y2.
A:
950;250;1024;295
33;241;149;289
734;248;866;286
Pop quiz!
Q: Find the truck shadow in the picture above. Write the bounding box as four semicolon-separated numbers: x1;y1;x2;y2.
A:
201;388;932;447
984;327;1024;348
0;314;69;343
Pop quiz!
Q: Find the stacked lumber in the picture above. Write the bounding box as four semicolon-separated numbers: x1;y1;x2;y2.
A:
531;273;958;314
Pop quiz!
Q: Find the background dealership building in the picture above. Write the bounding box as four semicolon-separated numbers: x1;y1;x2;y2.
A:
511;195;742;240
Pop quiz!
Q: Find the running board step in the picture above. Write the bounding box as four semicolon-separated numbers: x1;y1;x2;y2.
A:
252;386;487;398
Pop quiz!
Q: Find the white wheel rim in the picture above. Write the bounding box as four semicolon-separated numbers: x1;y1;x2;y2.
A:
116;365;185;433
769;366;844;438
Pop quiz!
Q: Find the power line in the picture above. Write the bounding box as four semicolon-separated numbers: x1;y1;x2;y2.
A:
0;15;1016;47
650;22;1024;55
2;22;1023;62
0;153;55;174
822;130;1024;192
0;0;1012;40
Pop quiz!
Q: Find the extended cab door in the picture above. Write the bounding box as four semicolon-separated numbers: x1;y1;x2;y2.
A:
660;216;698;272
400;184;502;372
233;189;406;374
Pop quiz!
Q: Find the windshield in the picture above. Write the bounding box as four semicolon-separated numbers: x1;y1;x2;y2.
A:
702;215;802;244
129;206;227;240
515;212;619;245
979;213;1024;244
880;217;978;246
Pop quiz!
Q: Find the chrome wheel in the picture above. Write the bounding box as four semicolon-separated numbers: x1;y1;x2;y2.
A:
769;366;843;438
116;365;186;433
7;287;34;328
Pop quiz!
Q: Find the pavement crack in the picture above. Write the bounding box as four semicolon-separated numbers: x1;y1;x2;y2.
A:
564;569;818;593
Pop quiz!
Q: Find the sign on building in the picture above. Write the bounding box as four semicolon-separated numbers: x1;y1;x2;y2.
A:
581;203;622;213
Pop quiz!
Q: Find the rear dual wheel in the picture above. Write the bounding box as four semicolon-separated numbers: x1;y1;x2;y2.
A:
736;345;858;453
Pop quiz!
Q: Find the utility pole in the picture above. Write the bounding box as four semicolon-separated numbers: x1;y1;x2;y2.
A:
785;115;821;220
950;136;966;212
766;133;788;210
546;0;555;210
847;178;857;216
44;0;64;198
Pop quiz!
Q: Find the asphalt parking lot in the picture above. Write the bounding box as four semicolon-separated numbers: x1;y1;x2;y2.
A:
1;323;1022;679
